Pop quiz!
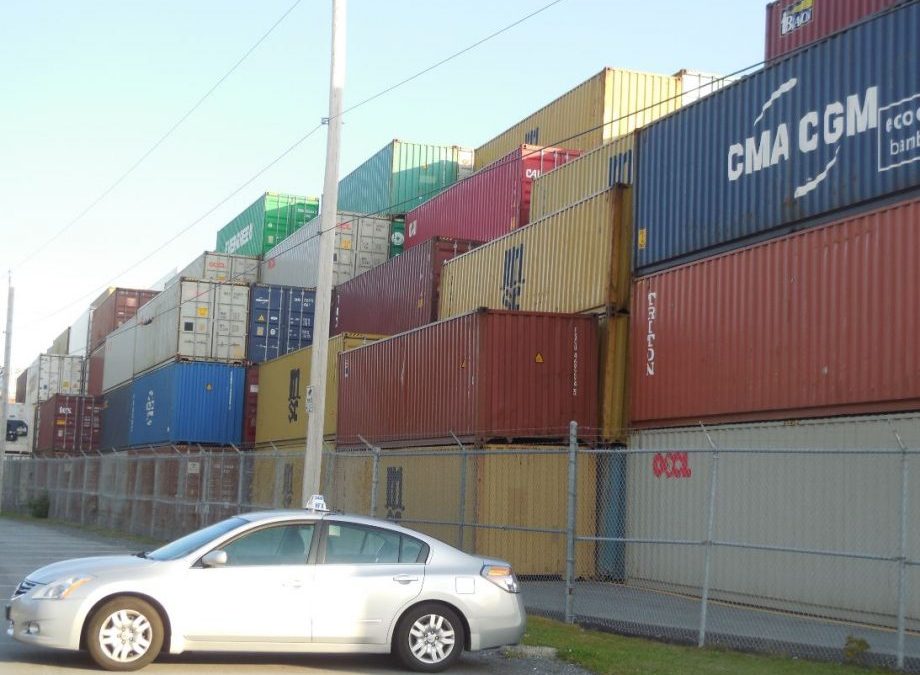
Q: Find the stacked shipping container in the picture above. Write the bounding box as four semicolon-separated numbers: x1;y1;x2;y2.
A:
216;192;319;257
34;395;103;455
247;284;316;363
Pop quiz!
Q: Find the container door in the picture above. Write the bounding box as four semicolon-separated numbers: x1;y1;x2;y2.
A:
179;281;212;359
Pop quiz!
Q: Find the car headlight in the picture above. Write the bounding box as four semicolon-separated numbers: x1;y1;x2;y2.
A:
481;565;520;593
32;576;94;600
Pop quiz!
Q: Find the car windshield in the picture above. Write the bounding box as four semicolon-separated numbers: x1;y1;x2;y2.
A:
146;517;247;561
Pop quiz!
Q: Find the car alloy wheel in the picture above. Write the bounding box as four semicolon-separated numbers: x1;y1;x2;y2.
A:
87;597;163;671
395;603;464;672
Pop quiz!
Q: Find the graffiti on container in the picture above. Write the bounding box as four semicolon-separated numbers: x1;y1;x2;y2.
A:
145;390;156;427
645;291;657;376
288;368;301;423
386;466;404;522
652;452;692;479
502;244;525;310
524;127;539;145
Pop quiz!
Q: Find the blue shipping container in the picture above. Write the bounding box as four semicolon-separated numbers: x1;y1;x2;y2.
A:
635;1;920;272
247;284;316;363
101;383;133;450
130;362;245;446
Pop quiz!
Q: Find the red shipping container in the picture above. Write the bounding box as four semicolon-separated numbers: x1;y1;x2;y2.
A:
337;309;598;448
332;237;482;336
630;197;920;428
85;344;105;396
765;0;900;61
35;394;103;454
243;366;259;447
89;288;158;353
404;145;580;250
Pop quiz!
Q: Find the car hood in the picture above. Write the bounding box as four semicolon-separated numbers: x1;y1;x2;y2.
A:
27;555;157;584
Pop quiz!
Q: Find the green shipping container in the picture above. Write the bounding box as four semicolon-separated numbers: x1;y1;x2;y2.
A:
337;140;474;217
216;192;320;257
388;218;405;258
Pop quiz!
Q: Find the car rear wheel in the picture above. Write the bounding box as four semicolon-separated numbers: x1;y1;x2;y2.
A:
394;603;464;672
86;597;163;671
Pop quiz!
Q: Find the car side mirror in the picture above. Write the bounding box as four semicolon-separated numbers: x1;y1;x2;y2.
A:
201;550;228;568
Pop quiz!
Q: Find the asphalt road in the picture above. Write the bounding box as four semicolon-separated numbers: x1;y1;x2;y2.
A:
0;517;587;675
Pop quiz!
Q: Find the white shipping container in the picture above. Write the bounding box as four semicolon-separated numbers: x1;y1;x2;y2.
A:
675;68;737;106
4;402;34;455
25;354;84;405
101;318;136;393
133;279;250;375
169;251;259;287
68;309;91;358
626;414;920;628
259;212;389;287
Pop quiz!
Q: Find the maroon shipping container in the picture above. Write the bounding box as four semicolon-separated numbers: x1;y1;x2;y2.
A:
337;309;598;448
35;394;103;454
630;197;920;428
89;288;158;353
765;0;900;61
332;237;482;336
243;366;259;446
85;344;105;397
15;370;27;403
404;145;580;250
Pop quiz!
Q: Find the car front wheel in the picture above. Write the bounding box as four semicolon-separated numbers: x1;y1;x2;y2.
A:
86;596;164;671
394;603;464;672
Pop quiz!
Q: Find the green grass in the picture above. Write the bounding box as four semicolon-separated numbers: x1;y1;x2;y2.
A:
523;616;891;675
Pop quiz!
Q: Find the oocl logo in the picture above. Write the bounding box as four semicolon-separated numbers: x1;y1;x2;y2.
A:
652;452;692;479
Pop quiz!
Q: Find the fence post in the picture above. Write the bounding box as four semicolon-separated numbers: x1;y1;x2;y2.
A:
891;424;910;671
698;424;721;648
450;431;468;550
564;420;578;625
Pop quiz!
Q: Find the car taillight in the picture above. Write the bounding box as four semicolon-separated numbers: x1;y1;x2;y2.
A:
481;564;520;593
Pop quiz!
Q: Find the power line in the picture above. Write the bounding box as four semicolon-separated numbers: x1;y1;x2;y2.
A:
11;0;305;272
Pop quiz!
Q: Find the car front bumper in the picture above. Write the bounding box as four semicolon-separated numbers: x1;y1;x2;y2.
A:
7;595;85;651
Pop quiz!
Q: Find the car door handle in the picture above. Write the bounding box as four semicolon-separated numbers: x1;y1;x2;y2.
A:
393;575;419;584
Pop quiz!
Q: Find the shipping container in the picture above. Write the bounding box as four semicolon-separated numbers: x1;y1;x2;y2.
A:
404;145;580;250
242;366;259;446
474;68;683;170
337;141;474;216
255;333;383;445
15;369;27;403
388;217;405;257
68;309;91;357
675;68;738;106
85;344;105;397
765;0;901;61
133;279;250;376
170;252;259;289
248;284;316;363
626;413;920;627
4;402;34;455
530;136;635;220
107;361;246;447
631;197;920;427
216;192;319;257
89;288;158;353
440;188;632;317
636;2;920;272
25;354;84;406
332;237;481;336
100;383;132;450
260;211;390;288
101;320;135;393
597;313;629;444
50;328;70;356
35;395;102;454
337;310;599;448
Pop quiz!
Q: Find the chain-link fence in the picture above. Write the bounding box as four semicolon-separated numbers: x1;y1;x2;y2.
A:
1;421;919;671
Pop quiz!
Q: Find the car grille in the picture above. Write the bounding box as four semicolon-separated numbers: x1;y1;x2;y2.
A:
13;579;40;598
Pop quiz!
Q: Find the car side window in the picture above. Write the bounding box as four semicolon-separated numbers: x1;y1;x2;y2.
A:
324;523;414;564
399;535;429;563
220;524;314;566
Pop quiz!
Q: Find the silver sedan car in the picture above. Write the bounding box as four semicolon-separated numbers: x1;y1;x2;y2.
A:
6;502;525;672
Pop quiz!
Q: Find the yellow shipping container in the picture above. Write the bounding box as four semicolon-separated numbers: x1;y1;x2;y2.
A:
439;187;631;317
255;333;384;445
530;136;635;221
247;446;304;508
474;67;680;170
598;314;629;444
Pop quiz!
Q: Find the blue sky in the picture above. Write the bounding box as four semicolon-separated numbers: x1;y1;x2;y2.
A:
0;0;766;380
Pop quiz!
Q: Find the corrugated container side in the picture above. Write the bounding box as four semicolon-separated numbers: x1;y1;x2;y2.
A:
133;280;249;375
440;188;632;318
15;370;27;403
129;361;245;446
626;414;920;626
404;145;580;250
89;288;158;353
173;252;260;288
636;3;920;272
101;382;133;450
598;313;629;444
25;354;85;406
86;344;105;397
255;333;384;444
332;237;481;336
765;0;902;61
50;328;70;355
474;68;681;170
68;309;91;357
102;319;136;393
216;192;319;257
35;395;102;454
630;197;920;427
530;136;635;220
248;285;316;363
336;310;599;448
675;69;738;106
242;366;259;446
